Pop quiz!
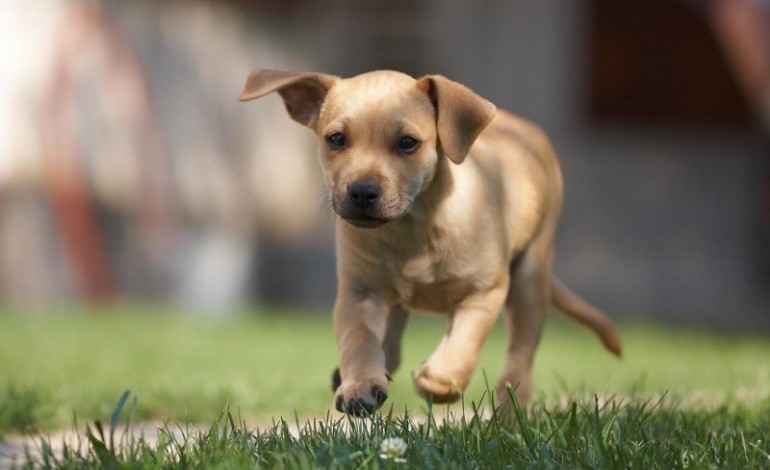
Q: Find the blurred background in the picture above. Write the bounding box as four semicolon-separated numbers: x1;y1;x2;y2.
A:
1;0;768;330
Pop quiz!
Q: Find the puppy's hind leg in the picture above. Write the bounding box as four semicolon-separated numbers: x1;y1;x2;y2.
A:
496;243;553;409
383;305;409;375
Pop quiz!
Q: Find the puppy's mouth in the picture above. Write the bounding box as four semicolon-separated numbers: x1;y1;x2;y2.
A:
334;203;394;228
342;213;391;228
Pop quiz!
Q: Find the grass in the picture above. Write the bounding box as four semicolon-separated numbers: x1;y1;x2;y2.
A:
18;391;770;468
1;306;769;467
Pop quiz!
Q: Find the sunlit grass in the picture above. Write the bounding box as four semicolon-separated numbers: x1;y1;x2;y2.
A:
19;390;770;469
1;305;769;435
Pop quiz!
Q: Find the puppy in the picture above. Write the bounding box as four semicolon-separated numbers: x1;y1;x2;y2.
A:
239;69;622;416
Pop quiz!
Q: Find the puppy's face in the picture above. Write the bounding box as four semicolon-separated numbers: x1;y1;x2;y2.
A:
315;72;438;228
239;69;496;229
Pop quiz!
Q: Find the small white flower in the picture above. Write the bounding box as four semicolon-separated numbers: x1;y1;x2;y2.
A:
379;437;407;463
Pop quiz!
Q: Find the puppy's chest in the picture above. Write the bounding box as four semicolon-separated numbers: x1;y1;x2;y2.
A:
379;248;480;313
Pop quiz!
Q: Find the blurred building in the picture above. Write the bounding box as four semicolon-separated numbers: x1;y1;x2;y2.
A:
1;0;768;330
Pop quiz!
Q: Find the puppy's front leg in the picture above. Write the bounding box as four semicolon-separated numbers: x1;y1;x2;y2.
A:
333;291;390;416
412;282;509;403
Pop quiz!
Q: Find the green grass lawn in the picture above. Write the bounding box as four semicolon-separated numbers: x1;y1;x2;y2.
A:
1;306;769;467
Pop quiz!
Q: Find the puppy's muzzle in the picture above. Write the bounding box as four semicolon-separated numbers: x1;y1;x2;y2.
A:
348;181;381;209
337;180;388;228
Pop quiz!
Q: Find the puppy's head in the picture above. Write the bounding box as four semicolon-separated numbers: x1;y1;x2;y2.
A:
240;69;495;228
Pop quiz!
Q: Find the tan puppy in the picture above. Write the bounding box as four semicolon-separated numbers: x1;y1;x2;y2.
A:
240;69;622;416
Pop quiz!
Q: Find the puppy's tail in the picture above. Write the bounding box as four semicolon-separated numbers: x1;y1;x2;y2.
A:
551;277;623;357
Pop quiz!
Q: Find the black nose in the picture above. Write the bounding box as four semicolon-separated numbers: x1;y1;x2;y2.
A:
347;181;381;209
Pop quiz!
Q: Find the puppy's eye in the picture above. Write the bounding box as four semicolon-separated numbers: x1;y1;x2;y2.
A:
397;136;420;153
326;132;347;149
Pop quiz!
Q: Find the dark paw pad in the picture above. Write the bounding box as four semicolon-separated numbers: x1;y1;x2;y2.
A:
335;394;344;412
335;396;375;416
331;367;341;392
372;385;388;405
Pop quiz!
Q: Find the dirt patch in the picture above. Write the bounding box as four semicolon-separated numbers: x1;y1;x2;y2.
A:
0;422;201;469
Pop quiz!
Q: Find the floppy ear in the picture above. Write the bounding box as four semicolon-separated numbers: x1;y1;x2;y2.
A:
416;75;496;164
239;69;337;128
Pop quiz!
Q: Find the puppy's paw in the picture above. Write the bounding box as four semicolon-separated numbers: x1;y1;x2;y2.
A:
334;375;389;416
412;362;463;404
